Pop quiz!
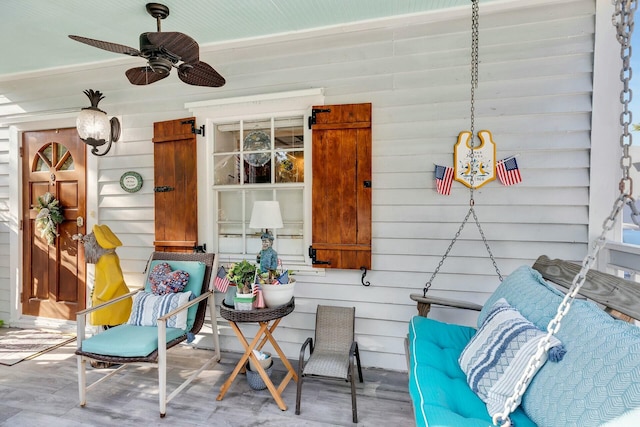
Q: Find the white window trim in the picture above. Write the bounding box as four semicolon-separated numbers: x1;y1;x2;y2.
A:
186;89;325;275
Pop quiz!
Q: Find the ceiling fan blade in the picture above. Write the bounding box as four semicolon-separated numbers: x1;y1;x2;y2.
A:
69;35;141;56
178;61;226;87
146;32;199;64
125;67;169;85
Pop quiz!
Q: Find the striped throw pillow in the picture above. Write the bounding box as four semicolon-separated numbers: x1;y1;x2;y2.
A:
458;298;565;417
127;291;192;330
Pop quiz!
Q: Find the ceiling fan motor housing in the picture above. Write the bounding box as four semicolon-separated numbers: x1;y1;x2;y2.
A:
148;56;172;74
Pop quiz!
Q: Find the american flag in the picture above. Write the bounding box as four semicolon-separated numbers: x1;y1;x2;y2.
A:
214;266;230;293
434;164;454;195
253;281;265;308
496;157;522;186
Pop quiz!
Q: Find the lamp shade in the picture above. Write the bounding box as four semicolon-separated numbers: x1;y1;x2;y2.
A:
249;201;283;229
76;108;110;144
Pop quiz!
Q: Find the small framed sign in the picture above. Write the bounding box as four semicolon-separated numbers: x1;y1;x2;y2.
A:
120;171;143;193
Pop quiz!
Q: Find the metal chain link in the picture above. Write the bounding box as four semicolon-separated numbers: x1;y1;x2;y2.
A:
492;1;637;425
423;0;504;294
614;0;640;226
469;0;479;196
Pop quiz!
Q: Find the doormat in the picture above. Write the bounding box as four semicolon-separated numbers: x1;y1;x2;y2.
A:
0;328;76;366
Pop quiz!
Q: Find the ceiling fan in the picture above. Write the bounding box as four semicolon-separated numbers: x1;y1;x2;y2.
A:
69;2;225;87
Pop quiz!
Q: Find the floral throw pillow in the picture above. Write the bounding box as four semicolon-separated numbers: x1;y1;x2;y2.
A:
148;262;190;295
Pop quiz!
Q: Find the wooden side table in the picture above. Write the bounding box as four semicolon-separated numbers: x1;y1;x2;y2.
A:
216;297;297;410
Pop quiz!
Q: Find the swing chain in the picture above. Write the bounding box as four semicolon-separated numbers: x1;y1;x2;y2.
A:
493;2;637;425
469;0;479;196
423;0;504;295
424;208;474;295
471;208;503;281
614;0;640;227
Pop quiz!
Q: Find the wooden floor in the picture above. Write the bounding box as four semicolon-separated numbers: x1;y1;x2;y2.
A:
0;330;415;427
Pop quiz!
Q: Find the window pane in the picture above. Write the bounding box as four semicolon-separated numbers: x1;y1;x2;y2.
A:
35;157;46;172
244;160;271;184
218;191;242;222
275;150;304;183
214;121;240;153
243;124;271;166
276;189;303;257
274;118;304;150
245;191;275;223
42;144;53;163
60;155;74;171
214;154;240;185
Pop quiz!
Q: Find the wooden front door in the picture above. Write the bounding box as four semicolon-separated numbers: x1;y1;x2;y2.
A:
310;103;372;269
22;128;87;320
153;118;198;253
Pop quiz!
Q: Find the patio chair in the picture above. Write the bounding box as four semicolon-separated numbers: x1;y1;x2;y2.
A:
75;251;220;418
296;305;363;423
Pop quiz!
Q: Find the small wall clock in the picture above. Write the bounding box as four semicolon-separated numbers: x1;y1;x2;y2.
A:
120;171;143;193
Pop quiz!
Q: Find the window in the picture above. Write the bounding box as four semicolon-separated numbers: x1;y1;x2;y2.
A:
186;89;324;266
213;116;306;263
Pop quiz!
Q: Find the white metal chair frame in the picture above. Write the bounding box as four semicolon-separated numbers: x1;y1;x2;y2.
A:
76;252;221;418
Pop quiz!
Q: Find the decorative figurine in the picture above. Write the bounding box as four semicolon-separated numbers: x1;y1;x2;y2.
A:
81;224;132;327
257;231;278;273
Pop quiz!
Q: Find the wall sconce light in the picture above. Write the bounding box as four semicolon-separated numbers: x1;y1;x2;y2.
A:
76;89;120;156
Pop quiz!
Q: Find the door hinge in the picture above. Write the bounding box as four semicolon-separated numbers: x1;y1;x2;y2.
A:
181;119;205;137
20;220;23;230
19;146;24;157
308;108;331;129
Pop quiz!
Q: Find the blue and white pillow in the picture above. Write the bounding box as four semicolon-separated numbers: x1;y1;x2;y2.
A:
127;291;192;330
459;298;565;417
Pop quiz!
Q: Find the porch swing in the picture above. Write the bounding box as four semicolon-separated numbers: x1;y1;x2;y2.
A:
407;1;640;426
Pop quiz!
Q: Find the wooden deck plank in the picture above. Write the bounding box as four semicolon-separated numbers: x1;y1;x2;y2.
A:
0;330;414;426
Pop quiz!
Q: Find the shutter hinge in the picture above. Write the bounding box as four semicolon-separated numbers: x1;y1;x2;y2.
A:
308;108;331;129
308;245;331;265
181;119;205;137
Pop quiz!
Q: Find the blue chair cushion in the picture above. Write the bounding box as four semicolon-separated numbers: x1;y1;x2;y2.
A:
145;260;206;331
408;315;536;427
474;265;640;426
81;324;186;358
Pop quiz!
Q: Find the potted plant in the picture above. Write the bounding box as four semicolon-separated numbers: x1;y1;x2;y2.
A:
227;260;257;294
258;269;296;307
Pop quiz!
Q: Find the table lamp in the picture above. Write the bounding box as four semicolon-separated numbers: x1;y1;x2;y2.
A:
249;201;283;272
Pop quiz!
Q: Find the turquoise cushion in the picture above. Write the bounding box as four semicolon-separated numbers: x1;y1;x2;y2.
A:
522;290;640;426
477;265;564;330
81;324;186;357
408;316;536;427
474;264;640;426
145;260;206;331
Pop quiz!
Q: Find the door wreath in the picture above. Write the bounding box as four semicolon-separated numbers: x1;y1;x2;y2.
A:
35;192;64;245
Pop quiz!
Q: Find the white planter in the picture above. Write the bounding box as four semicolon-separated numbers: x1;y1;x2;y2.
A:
261;280;295;307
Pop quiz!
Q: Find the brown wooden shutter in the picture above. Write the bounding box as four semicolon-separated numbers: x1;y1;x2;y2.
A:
152;117;198;252
310;103;372;269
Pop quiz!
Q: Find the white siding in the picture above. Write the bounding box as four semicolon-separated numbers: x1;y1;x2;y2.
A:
0;126;9;324
0;0;614;371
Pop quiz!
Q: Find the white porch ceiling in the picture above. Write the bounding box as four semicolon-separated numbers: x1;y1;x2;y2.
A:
1;0;502;77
